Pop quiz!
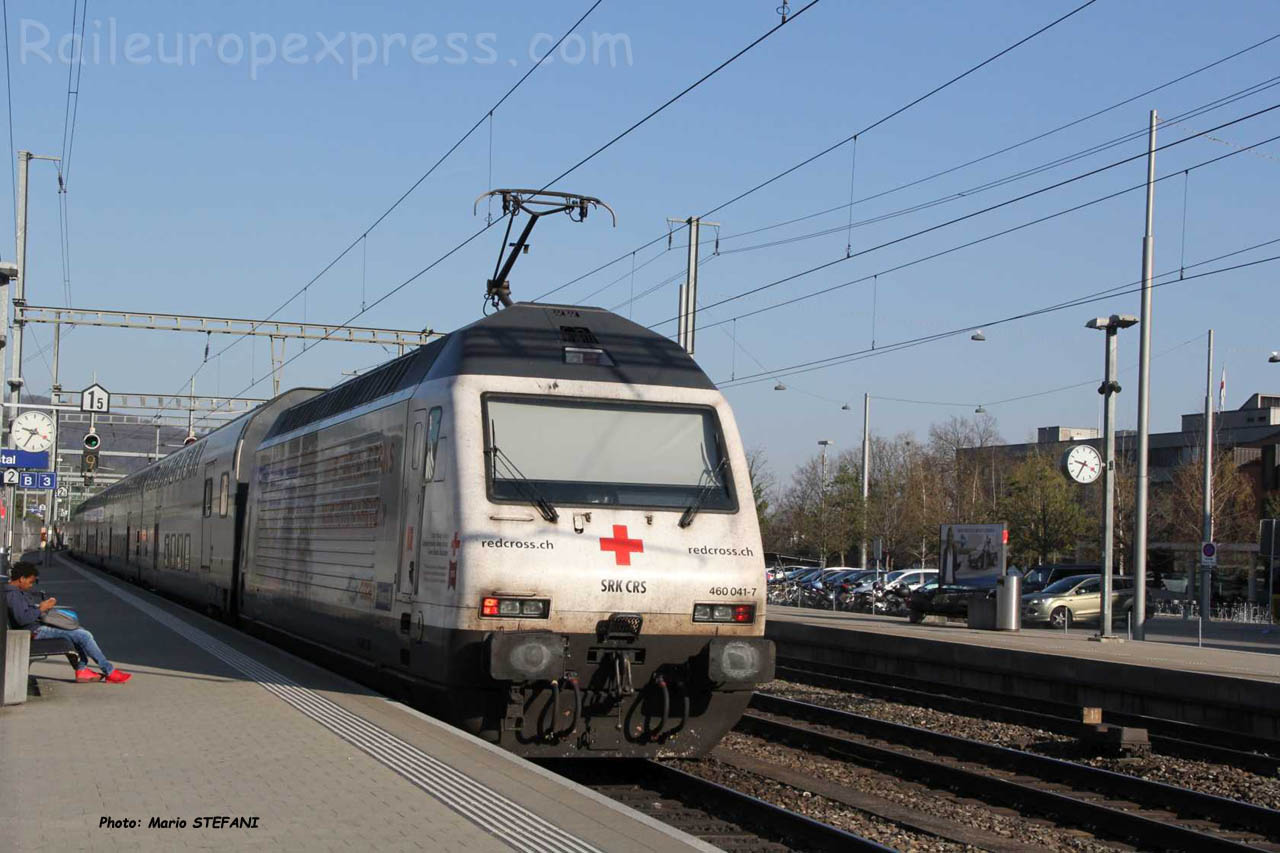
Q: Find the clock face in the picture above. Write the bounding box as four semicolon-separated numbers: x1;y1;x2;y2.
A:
1064;444;1102;484
12;410;54;453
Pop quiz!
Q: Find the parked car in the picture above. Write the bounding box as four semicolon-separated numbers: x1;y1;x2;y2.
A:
1021;564;1101;594
907;577;997;622
884;569;937;593
1022;574;1133;628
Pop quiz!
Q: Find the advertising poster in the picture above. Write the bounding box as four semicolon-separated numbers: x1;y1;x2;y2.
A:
939;523;1007;584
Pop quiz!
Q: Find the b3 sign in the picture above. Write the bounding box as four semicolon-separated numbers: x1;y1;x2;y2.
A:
18;471;56;490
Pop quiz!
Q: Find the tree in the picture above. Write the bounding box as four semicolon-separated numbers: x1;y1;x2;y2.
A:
928;413;1003;522
1154;449;1258;545
1262;491;1280;522
746;447;778;548
999;452;1088;567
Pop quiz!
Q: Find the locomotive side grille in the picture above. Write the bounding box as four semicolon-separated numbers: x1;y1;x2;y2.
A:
559;325;598;345
266;336;448;440
601;613;643;641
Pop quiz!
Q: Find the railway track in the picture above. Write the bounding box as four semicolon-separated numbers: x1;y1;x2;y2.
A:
546;758;891;852
776;656;1280;776
742;691;1280;852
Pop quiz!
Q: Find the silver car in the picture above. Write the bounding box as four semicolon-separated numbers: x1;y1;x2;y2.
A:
1022;574;1133;628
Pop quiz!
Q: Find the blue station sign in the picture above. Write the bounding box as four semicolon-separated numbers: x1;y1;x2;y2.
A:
0;448;49;469
19;471;56;490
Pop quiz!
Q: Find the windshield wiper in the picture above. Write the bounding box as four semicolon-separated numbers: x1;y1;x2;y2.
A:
488;445;559;523
678;457;727;528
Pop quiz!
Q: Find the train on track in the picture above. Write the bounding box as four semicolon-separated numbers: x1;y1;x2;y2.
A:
66;302;774;757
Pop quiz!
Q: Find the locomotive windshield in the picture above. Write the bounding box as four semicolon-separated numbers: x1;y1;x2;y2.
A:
484;396;736;511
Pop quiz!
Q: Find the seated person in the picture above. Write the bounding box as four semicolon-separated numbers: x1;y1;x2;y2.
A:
5;561;131;683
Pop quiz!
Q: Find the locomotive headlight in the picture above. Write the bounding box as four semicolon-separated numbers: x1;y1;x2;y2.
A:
693;603;756;623
480;596;550;619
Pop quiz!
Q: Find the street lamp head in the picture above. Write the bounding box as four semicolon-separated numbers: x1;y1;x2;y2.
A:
1270;352;1280;363
817;439;833;447
974;405;987;414
1086;314;1140;331
773;382;787;391
970;329;986;341
841;403;851;410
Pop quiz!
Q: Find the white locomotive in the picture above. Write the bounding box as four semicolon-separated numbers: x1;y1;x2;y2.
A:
68;303;774;757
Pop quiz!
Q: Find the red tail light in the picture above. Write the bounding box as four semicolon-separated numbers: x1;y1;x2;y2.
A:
732;604;754;623
481;597;500;616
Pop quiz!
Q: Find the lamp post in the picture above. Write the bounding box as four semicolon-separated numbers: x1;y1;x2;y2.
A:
1086;314;1139;641
860;395;870;570
817;440;833;568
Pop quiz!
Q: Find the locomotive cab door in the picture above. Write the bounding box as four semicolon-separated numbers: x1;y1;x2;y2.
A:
200;461;215;571
398;410;428;602
395;408;429;663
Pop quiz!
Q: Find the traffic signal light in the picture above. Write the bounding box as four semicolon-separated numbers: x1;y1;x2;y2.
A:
82;450;98;475
83;430;100;451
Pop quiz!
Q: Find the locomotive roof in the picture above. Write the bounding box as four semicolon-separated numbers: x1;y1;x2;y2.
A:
432;302;714;389
265;303;715;440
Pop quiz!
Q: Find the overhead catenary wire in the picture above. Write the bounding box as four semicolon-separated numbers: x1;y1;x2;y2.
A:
695;126;1280;335
597;73;1280;318
165;0;609;415
702;72;1280;257
58;0;88;188
845;333;1205;411
717;246;1280;389
600;54;1280;318
650;104;1280;330
715;31;1280;248
192;1;826;427
534;0;1100;303
609;71;1280;318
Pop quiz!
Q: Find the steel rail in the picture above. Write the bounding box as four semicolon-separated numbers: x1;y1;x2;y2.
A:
775;657;1280;776
550;758;892;852
746;693;1280;850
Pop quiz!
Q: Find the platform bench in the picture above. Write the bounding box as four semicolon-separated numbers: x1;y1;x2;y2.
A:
3;629;74;705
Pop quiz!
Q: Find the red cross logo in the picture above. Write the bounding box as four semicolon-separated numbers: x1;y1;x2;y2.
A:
600;525;644;566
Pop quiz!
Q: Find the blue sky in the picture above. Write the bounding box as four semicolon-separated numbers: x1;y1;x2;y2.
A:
4;0;1279;479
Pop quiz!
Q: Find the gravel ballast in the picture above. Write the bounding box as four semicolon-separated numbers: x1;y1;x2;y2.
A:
764;678;1280;810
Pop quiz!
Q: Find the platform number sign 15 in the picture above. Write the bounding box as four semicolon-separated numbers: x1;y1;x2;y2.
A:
80;383;110;414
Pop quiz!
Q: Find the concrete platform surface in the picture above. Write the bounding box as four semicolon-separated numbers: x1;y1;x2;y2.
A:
1;554;714;853
771;607;1280;682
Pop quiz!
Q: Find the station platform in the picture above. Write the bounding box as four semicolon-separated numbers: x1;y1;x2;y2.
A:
1;554;714;853
768;607;1280;740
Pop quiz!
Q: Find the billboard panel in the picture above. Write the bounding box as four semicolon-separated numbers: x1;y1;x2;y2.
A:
939;523;1007;584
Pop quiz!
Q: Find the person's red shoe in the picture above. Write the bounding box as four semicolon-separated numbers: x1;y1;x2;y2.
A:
74;668;99;682
102;670;131;684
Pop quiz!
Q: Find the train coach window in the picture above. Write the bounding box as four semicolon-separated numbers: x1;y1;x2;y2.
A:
425;407;442;479
219;472;230;517
202;478;213;518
